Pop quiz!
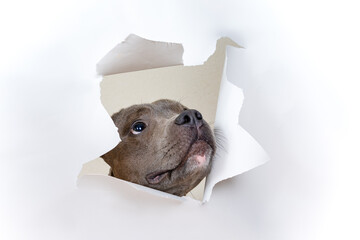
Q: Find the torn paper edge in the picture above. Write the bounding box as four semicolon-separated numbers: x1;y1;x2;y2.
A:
78;35;269;203
96;34;184;75
203;53;270;202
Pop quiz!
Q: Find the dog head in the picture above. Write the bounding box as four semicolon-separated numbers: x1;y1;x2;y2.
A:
102;99;215;196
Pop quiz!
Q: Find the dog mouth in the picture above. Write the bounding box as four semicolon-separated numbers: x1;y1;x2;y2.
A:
145;140;213;185
146;170;171;185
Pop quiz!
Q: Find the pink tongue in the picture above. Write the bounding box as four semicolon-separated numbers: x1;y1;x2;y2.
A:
195;154;206;164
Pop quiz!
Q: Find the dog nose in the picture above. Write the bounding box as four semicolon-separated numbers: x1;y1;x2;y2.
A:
175;109;203;127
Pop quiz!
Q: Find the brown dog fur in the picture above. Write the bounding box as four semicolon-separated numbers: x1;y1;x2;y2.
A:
101;99;215;196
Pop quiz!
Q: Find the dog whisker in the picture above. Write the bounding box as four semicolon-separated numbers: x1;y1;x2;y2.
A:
160;141;179;161
214;127;227;153
158;142;171;151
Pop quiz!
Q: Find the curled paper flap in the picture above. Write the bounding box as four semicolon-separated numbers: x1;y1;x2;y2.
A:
96;34;184;75
79;35;269;202
203;54;270;202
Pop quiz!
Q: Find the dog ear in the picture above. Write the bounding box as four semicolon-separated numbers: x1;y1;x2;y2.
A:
101;143;120;169
111;109;122;123
101;110;124;169
111;109;125;128
111;109;130;140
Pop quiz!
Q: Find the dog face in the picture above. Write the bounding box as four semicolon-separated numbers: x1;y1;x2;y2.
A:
102;99;216;196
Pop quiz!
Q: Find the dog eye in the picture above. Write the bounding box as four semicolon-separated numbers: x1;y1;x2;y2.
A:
131;122;146;135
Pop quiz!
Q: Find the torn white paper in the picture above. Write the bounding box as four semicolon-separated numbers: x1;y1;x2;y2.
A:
96;34;184;75
203;57;269;202
79;34;269;202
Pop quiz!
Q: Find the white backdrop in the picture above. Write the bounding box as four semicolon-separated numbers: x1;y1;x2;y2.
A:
1;0;359;239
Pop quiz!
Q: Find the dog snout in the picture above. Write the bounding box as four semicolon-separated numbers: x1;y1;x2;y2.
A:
175;109;203;127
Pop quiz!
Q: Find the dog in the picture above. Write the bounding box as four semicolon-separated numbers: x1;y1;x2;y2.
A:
101;99;216;196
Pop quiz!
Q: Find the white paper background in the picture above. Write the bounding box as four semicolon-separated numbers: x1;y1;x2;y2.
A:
1;0;359;239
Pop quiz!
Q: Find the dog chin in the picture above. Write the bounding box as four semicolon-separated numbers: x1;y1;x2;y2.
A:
184;140;213;169
145;140;213;187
